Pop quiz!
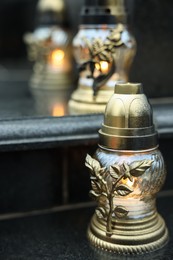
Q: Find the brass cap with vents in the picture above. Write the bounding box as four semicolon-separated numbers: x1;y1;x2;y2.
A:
83;0;126;23
99;83;158;150
37;0;64;13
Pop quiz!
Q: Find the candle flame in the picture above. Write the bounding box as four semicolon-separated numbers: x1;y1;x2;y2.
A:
52;104;65;117
50;49;65;67
95;61;109;74
95;63;100;71
100;61;109;73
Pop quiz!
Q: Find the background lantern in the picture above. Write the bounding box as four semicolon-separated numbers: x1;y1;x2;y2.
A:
24;0;73;116
68;0;136;114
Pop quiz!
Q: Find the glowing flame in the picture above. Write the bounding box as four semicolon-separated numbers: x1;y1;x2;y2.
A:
95;61;109;74
50;49;65;67
52;104;65;117
122;178;134;188
100;61;109;73
95;63;100;71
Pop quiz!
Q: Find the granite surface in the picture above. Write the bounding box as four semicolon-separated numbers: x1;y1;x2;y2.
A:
0;194;172;260
1;0;173;98
0;80;172;152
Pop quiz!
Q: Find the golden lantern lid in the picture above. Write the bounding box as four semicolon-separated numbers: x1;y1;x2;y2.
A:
37;0;64;13
84;0;126;18
99;83;158;151
81;0;126;24
102;0;127;23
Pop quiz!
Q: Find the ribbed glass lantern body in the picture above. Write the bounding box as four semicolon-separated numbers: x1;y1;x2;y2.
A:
73;24;136;90
85;83;168;254
24;26;72;116
95;147;165;221
69;23;136;114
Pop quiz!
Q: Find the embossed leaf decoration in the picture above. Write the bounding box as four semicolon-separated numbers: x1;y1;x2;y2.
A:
110;164;120;179
93;38;102;49
123;162;130;172
107;30;121;41
114;206;129;219
96;207;107;219
122;162;133;181
113;40;124;48
101;192;108;199
99;167;107;177
89;190;100;200
91;180;101;193
92;39;104;57
115;184;133;196
98;52;111;62
85;154;101;173
130;160;154;177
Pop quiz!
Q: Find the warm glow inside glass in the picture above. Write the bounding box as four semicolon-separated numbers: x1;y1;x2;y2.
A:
73;25;136;89
48;47;71;72
95;148;165;220
85;82;168;254
24;25;73;116
50;49;65;65
95;61;109;74
25;26;72;75
52;103;65;117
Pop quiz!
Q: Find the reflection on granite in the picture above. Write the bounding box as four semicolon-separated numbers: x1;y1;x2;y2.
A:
0;75;74;119
0;80;36;119
0;195;172;259
0;76;172;121
0;0;173;99
0;63;173;120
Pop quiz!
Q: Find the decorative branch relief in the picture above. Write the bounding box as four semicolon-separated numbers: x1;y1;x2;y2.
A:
85;154;154;236
80;25;124;95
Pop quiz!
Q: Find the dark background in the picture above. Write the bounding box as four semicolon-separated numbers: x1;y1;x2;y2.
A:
0;0;172;215
0;0;172;97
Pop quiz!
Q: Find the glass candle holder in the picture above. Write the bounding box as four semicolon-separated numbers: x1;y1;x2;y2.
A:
85;83;168;254
69;0;136;114
24;0;73;116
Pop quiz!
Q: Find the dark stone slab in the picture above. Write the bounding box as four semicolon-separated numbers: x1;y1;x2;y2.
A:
0;195;172;259
0;149;63;214
129;0;173;98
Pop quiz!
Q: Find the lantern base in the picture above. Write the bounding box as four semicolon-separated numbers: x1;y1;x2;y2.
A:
68;99;106;114
30;71;72;115
30;71;72;89
88;212;168;255
68;87;113;114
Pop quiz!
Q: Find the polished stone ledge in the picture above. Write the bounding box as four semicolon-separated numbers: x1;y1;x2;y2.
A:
0;192;172;259
0;99;172;151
